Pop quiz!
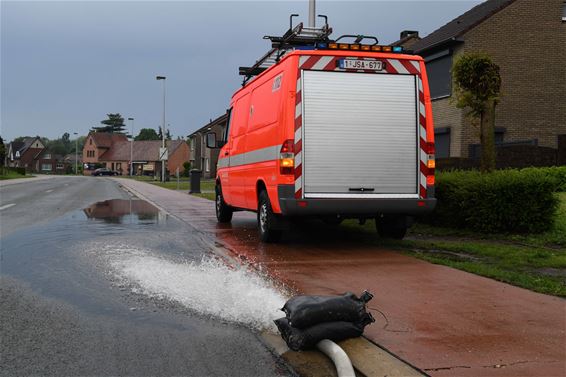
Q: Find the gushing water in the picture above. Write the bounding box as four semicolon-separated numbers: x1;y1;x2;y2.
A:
107;247;288;331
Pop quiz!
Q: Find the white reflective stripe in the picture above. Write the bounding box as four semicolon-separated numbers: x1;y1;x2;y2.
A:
294;151;302;167
420;173;427;186
296;77;301;92
295;102;302;117
218;157;229;169
299;56;310;67
420;126;427;139
243;145;279;165
418;77;423;93
387;59;409;74
420;149;428;163
311;55;334;70
219;145;280;169
295;176;302;193
295;128;302;143
411;60;421;72
420;102;426;117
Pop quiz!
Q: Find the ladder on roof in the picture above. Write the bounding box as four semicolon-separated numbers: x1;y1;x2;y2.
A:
239;16;333;86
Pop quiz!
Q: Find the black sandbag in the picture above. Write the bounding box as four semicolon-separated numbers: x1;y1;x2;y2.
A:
282;291;373;329
274;317;370;351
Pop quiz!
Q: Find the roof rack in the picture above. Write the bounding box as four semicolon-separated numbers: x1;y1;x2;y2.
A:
239;15;333;86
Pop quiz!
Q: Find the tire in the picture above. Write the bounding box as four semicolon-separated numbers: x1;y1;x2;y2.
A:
258;190;282;243
376;216;408;240
215;184;233;223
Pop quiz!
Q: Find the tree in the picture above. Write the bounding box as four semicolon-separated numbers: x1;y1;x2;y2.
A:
135;128;160;141
0;136;5;166
182;161;191;177
452;52;501;172
91;113;127;134
157;126;172;140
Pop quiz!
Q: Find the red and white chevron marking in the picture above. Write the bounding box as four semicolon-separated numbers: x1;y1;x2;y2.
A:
293;55;429;199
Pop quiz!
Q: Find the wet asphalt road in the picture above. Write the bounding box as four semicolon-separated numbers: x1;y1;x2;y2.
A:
0;176;292;376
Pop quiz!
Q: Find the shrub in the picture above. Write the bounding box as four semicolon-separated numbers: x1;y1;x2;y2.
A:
182;161;191;177
433;169;559;233
519;166;566;192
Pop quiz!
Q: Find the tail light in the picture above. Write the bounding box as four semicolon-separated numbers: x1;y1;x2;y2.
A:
424;141;435;185
280;139;294;175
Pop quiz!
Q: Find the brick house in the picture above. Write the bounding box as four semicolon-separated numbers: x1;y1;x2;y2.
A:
6;137;45;172
99;139;189;177
396;0;566;160
36;150;68;174
82;132;128;174
188;114;228;179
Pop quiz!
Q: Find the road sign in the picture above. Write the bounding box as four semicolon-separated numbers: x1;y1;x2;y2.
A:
159;147;168;161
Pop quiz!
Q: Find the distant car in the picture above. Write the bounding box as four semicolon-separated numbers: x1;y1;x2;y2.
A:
92;168;118;176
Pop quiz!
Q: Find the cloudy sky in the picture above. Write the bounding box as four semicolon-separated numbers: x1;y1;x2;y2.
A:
1;0;481;142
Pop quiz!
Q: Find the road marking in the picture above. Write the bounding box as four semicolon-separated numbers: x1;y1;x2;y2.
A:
45;189;53;193
0;203;16;211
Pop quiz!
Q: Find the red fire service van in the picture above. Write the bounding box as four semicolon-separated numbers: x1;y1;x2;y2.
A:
206;20;436;242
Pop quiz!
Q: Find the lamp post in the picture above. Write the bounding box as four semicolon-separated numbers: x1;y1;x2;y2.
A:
156;75;166;182
73;132;78;175
128;117;134;176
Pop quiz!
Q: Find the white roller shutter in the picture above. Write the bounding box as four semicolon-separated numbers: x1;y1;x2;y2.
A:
302;70;418;198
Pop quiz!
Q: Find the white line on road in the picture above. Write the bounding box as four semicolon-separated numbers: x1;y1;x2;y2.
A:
45;189;53;193
0;203;16;211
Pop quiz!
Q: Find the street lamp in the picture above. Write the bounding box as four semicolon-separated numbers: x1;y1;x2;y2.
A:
128;117;134;176
156;75;166;182
73;132;78;175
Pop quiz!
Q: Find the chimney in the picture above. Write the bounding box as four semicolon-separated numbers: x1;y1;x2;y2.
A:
400;30;419;39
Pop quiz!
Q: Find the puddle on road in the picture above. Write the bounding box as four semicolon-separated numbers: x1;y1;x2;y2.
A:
1;198;287;331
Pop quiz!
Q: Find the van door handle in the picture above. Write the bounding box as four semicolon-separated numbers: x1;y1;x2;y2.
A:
224;151;229;156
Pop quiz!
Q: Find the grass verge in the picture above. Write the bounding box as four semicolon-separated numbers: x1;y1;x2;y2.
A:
0;172;32;180
126;176;215;193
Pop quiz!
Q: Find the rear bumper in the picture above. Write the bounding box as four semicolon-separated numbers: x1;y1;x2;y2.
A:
277;185;436;216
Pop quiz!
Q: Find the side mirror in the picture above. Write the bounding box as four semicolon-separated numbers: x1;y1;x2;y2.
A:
206;132;217;149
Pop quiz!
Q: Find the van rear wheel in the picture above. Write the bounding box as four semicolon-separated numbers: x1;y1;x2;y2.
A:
215;185;233;223
258;190;282;243
376;216;407;240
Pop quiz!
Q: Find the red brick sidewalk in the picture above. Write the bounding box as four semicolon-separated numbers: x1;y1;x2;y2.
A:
115;178;566;377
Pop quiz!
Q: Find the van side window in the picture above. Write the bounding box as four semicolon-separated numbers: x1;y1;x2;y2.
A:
224;108;233;142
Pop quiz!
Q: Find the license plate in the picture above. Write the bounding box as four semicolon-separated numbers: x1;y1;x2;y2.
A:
338;59;383;71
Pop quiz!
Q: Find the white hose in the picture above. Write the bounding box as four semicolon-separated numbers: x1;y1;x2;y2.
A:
316;339;355;377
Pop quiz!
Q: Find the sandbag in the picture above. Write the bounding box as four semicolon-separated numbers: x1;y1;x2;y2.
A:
274;317;373;351
282;291;373;329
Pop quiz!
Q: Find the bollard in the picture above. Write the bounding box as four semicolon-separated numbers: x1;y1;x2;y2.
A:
189;169;202;194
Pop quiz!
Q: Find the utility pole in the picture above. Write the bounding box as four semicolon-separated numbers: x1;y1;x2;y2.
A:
73;132;78;175
128;117;134;176
156;76;166;182
308;0;316;27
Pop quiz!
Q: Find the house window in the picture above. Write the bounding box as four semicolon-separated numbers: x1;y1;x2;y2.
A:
425;49;452;99
89;138;93;145
190;137;195;149
495;128;506;144
41;163;52;171
205;158;210;172
562;1;566;21
56;163;64;169
44;153;51;159
434;127;451;158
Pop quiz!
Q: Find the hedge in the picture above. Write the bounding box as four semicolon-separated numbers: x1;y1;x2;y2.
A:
519;166;566;192
432;169;559;233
